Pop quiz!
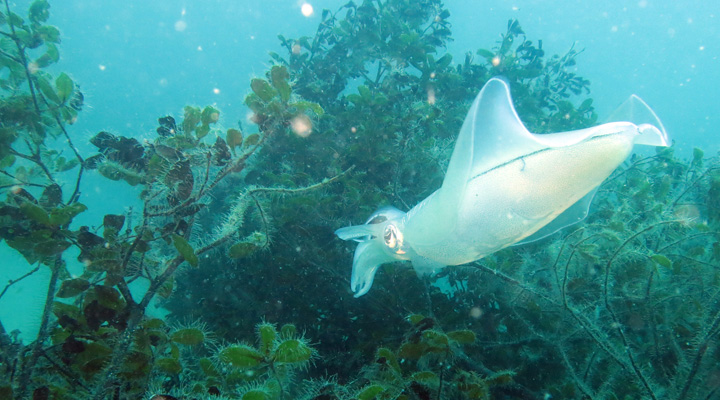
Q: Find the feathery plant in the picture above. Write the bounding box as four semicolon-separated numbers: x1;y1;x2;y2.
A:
0;1;337;398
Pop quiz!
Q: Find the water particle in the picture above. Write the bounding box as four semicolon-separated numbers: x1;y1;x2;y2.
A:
213;88;220;94
301;3;314;17
174;20;187;32
469;307;483;319
291;115;312;137
98;64;107;71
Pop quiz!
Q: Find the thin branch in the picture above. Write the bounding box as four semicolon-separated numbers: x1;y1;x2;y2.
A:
0;264;40;301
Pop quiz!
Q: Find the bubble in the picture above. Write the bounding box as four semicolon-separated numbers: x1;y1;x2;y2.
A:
291;114;312;137
427;88;436;105
174;20;187;32
301;2;314;17
469;307;483;319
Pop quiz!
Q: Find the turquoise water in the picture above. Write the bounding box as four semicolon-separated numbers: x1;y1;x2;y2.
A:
2;1;719;399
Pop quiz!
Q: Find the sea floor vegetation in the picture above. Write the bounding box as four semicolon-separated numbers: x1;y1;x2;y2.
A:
1;1;719;399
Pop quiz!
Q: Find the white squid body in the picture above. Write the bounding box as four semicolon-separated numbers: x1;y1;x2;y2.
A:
336;77;668;297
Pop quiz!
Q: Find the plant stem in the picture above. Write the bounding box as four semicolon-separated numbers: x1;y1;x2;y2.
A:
14;256;61;400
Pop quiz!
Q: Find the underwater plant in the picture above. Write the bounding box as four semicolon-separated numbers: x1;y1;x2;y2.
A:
0;1;338;398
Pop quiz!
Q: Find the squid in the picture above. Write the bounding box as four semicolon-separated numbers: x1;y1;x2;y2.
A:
336;77;668;297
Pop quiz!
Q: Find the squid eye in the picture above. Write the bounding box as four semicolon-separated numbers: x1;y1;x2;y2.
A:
384;226;397;249
383;225;405;255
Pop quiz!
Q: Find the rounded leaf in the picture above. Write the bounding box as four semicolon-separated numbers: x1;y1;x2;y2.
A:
256;323;277;353
273;339;312;364
170;328;205;346
56;278;90;298
447;329;476;344
218;345;263;368
229;242;257;258
251;78;275;102
156;358;182;375
172;234;198;267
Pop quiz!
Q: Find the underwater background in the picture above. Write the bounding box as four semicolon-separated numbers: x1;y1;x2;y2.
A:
1;0;719;399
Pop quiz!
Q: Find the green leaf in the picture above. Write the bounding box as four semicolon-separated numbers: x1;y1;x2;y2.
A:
270;65;291;102
477;48;495;59
56;278;90;298
218;345;263;368
36;25;60;43
182;106;201;133
447;329;476;344
200;105;220;125
20;202;50;225
411;371;440;387
103;214;125;231
257;323;277;354
34;43;59;68
251;78;275;102
244;133;260;147
651;254;672;269
49;202;87;226
228;242;257;258
156;358;182;375
28;0;50;24
55;73;73;103
357;85;371;100
34;239;70;256
692;147;704;167
172;234;198;267
357;385;385;400
170;328;205;346
226;128;243;154
0;155;16;169
273;339;312;364
376;347;401;373
195;124;210;140
35;74;60;104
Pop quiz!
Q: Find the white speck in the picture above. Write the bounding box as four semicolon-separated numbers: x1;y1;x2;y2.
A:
174;20;187;32
301;3;314;17
213;88;220;94
197;46;203;51
98;64;106;71
611;25;618;32
699;45;705;51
